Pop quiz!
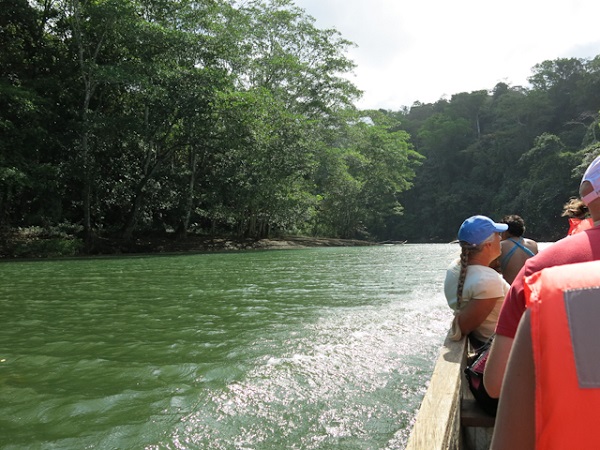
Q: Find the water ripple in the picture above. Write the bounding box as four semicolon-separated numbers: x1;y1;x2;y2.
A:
0;244;459;449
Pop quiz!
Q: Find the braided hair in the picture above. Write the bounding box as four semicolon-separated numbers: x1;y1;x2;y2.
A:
456;241;485;308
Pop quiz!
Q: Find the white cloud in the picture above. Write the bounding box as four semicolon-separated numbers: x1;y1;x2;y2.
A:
293;0;600;110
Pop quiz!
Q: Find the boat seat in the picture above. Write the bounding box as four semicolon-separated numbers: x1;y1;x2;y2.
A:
461;398;496;428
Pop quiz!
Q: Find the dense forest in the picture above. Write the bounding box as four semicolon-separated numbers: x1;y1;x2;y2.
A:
1;0;600;256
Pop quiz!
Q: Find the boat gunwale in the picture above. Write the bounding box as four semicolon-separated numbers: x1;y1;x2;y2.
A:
405;333;467;450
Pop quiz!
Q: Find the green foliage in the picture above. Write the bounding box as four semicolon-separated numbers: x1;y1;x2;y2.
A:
2;226;84;258
3;0;600;254
9;238;83;258
397;57;600;242
312;111;420;239
206;88;318;237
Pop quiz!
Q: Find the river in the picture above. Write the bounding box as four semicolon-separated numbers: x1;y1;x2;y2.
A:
1;244;460;449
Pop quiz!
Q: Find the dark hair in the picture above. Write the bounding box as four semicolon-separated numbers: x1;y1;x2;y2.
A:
501;215;525;237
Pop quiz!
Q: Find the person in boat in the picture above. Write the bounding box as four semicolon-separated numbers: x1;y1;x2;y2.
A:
444;215;510;349
491;260;600;450
561;197;594;236
495;215;538;285
483;154;600;399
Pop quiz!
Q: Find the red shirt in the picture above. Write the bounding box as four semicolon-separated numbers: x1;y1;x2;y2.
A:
495;226;600;339
568;217;594;235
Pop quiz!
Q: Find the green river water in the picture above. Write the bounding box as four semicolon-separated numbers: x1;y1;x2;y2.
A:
0;244;460;449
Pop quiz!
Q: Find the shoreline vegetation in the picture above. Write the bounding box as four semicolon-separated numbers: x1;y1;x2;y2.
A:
4;3;600;251
0;228;392;259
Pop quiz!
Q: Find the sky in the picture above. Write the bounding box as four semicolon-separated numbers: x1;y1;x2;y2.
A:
292;0;600;111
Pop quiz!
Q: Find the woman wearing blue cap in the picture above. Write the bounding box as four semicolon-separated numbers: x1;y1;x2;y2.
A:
444;215;511;348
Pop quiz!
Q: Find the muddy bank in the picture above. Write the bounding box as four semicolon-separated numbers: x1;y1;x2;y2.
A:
113;235;377;254
0;232;378;259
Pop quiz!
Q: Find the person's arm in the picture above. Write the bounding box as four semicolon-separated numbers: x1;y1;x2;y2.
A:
491;310;535;450
483;334;513;398
456;297;499;335
486;264;529;397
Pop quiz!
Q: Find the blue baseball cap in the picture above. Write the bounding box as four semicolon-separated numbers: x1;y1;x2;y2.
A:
458;215;508;246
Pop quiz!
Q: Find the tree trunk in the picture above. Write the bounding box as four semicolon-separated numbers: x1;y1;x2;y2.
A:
177;148;198;239
71;0;103;252
122;186;145;242
81;128;93;251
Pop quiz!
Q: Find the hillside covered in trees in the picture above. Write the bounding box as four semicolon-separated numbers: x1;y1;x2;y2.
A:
2;0;600;256
394;59;600;242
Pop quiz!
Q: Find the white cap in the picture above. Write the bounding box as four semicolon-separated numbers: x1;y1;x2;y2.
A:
581;155;600;205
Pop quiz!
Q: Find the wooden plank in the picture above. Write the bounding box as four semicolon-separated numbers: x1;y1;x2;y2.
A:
405;334;467;450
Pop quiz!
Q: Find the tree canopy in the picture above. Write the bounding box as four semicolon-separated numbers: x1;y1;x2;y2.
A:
1;0;599;255
396;57;600;242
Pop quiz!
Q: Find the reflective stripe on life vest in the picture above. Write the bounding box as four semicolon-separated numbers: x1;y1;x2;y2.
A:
524;261;600;450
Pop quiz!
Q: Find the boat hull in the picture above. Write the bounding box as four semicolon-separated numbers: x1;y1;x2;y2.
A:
405;334;495;450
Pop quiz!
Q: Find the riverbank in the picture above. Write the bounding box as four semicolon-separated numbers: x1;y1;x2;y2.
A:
105;234;378;253
0;230;378;259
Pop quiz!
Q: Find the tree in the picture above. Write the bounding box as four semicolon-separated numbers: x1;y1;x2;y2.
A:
506;134;578;239
0;0;66;227
205;88;316;237
230;0;361;117
314;111;420;239
47;0;233;242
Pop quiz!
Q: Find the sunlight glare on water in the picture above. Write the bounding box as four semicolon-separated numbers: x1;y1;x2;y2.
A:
0;244;460;449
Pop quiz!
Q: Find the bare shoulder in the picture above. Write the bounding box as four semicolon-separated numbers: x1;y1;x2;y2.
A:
524;238;538;252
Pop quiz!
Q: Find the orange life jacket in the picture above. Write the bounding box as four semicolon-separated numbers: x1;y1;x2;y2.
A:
567;217;594;236
524;261;600;449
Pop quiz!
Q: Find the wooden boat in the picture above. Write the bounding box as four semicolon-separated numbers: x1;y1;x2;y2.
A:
405;333;495;450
